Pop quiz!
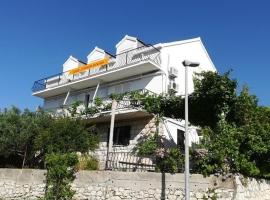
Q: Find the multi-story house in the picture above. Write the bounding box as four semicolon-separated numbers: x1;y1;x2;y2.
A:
32;35;216;170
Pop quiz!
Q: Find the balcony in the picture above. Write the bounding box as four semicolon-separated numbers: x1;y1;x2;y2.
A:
43;89;155;123
32;45;161;98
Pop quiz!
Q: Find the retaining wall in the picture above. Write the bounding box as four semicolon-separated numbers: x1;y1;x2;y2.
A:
0;169;269;200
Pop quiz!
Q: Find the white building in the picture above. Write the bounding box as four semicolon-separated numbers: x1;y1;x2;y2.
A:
32;35;216;170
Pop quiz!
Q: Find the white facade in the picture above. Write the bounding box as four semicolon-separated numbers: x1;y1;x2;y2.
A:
32;35;216;156
158;38;216;96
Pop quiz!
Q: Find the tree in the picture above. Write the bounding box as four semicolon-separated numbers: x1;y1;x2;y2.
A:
0;107;99;168
125;71;238;129
0;107;42;168
189;71;237;128
190;82;270;178
34;117;99;165
129;71;270;178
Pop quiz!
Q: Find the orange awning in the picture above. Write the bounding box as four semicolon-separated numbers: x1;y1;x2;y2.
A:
69;58;109;75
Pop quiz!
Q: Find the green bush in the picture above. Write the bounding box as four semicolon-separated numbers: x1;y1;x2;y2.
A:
34;117;99;158
156;147;184;173
76;154;99;170
137;134;184;173
137;135;157;156
43;153;78;200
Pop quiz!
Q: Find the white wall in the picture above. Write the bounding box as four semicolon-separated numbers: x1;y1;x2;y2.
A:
163;118;200;146
144;74;164;94
43;95;65;110
159;39;216;96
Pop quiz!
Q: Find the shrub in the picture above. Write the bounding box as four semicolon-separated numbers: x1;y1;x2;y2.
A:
76;154;99;170
34;117;99;159
43;153;78;200
137;135;157;156
137;134;184;173
156;147;184;173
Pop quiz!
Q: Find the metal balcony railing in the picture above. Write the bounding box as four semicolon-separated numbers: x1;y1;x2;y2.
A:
43;89;156;117
32;44;161;93
106;152;156;172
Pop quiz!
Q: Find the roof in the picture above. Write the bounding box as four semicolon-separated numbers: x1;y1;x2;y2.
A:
63;55;86;66
87;46;115;59
115;35;147;48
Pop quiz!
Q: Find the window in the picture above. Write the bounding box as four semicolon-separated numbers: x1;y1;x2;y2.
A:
177;129;185;150
108;126;131;146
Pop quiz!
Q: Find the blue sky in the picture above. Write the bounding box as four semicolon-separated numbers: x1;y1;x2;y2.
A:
0;0;269;110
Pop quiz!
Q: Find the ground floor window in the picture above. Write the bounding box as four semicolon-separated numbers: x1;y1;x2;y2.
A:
108;126;131;146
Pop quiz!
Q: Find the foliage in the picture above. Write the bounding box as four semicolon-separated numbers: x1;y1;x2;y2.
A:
0;108;53;168
137;134;157;156
192;116;241;176
189;71;237;128
131;71;270;178
156;147;184;173
34;117;99;155
43;153;78;200
76;154;99;171
191;86;270;178
0;107;99;168
67;101;82;117
137;132;184;173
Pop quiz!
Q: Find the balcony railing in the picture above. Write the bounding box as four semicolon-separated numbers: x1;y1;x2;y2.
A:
106;152;156;172
43;89;156;117
32;44;161;93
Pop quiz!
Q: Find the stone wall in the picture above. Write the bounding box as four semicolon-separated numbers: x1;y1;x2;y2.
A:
0;169;45;200
0;169;270;200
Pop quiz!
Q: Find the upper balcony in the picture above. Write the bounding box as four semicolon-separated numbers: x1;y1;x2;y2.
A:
32;44;161;98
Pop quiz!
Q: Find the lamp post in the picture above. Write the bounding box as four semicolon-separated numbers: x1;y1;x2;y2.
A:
182;60;200;200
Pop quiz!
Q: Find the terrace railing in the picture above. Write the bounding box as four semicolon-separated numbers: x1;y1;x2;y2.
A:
32;44;161;93
106;152;156;172
43;89;156;117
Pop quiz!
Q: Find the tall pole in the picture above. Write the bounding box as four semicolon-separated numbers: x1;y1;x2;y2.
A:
184;65;190;200
182;60;199;200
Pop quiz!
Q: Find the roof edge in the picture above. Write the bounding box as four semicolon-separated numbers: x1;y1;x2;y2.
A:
157;37;201;48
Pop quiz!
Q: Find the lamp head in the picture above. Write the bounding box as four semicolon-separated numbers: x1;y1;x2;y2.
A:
182;60;200;67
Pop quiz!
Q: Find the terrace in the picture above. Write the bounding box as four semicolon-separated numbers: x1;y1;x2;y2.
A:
32;44;161;98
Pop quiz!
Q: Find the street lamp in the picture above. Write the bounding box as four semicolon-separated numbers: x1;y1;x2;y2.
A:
182;60;200;200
